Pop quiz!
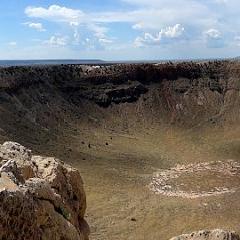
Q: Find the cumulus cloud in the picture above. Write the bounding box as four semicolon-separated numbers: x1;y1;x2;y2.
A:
132;23;143;30
23;3;214;45
24;1;240;55
43;36;69;47
204;28;225;48
134;34;160;47
204;29;222;39
25;5;112;45
135;24;184;47
23;22;46;32
163;24;185;38
25;5;85;25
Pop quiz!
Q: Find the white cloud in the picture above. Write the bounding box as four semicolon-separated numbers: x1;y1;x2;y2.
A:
132;23;143;30
23;2;240;56
24;4;212;45
25;5;85;25
135;24;184;47
8;41;17;46
43;36;69;47
118;0;216;28
204;28;225;48
25;5;111;44
163;24;185;38
204;28;222;39
23;22;46;32
88;24;108;39
134;34;159;47
25;4;114;50
24;4;201;32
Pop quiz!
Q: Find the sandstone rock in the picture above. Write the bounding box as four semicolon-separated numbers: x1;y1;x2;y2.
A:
0;141;89;240
169;229;240;240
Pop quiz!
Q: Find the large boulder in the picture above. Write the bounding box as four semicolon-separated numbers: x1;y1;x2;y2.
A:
0;141;89;240
170;229;240;240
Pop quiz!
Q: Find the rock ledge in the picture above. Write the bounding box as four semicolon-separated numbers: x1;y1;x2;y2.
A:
0;141;89;240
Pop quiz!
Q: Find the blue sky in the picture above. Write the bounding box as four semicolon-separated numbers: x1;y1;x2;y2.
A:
1;0;240;60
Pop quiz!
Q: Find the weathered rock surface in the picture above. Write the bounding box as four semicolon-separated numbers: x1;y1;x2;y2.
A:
0;61;240;136
0;141;89;240
170;229;240;240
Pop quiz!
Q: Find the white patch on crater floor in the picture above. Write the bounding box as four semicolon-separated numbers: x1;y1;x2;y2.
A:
149;160;240;199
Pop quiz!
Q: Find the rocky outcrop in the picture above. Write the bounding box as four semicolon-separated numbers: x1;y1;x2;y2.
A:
89;82;148;107
0;141;89;240
0;61;230;107
170;229;240;240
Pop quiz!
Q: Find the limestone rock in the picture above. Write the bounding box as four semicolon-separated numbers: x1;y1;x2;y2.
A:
170;229;240;240
0;141;89;240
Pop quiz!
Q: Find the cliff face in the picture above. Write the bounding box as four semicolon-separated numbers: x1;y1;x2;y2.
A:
0;61;239;132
